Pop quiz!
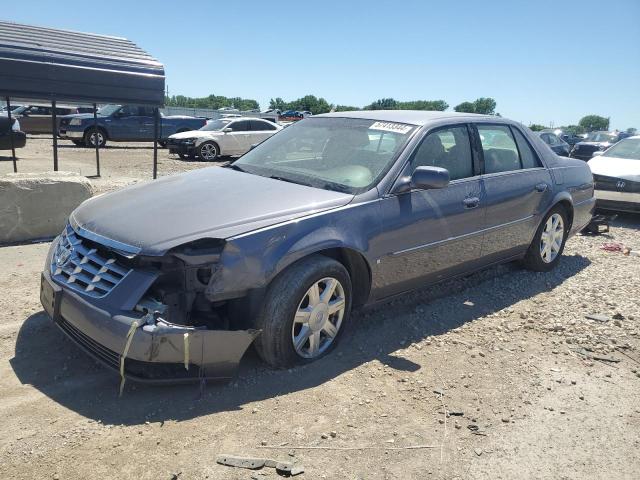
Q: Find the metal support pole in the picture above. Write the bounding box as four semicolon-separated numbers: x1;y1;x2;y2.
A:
153;107;159;179
93;103;100;177
51;99;59;171
6;97;17;173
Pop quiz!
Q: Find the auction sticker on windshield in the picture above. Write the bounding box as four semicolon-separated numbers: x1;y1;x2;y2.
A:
369;121;413;134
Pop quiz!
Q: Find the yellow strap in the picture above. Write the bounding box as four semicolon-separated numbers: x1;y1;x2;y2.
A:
118;320;139;397
183;332;190;371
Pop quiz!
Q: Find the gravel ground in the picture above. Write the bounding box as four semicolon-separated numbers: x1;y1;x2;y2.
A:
0;135;226;194
1;137;640;479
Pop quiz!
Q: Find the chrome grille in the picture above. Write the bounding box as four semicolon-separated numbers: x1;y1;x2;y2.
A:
51;224;131;298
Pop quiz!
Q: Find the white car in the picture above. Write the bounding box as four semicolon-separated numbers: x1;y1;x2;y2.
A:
588;135;640;213
167;117;282;161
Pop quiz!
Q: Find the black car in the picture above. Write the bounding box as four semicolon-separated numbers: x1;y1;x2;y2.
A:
537;131;571;156
570;131;620;161
0;116;26;150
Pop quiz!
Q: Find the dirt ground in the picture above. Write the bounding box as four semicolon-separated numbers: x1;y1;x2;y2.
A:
1;137;640;479
0;135;223;194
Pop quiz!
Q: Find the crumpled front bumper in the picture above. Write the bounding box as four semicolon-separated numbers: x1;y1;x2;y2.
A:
41;255;260;384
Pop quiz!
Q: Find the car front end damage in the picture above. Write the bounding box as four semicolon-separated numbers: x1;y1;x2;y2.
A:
167;137;198;157
40;223;261;383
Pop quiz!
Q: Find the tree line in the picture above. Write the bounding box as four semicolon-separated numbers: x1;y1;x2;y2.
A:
166;94;634;133
166;93;498;116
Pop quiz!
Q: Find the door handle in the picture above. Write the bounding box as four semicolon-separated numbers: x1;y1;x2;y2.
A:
535;183;548;192
463;197;480;209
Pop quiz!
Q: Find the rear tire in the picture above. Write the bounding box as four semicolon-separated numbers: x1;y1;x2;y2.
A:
523;205;569;272
253;255;352;368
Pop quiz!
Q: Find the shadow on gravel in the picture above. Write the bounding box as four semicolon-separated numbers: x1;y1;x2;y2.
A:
609;212;640;231
10;254;590;426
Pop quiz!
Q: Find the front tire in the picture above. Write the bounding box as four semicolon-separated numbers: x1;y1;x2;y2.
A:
83;128;106;148
198;141;219;161
253;255;352;368
523;205;568;272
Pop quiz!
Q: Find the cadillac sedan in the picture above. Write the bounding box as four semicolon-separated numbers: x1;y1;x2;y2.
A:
41;111;595;383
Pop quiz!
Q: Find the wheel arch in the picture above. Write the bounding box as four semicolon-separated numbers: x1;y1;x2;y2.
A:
83;124;108;140
546;191;574;231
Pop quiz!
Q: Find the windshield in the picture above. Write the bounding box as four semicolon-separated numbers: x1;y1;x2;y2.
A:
12;106;28;114
233;117;416;193
199;119;232;131
586;132;616;143
603;138;640;160
97;104;122;116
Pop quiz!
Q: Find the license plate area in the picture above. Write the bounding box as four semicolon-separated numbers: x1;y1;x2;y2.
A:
41;273;62;322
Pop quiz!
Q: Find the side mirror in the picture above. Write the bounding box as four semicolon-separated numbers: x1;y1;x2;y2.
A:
222;127;233;133
394;166;450;193
591;151;604;157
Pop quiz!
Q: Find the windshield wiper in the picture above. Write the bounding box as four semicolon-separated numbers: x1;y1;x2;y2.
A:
227;164;246;173
269;175;312;187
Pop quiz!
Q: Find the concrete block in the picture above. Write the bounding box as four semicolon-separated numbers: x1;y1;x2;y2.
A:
0;172;93;244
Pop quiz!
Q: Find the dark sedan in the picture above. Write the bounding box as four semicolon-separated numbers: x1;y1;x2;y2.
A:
40;111;595;383
537;131;571;156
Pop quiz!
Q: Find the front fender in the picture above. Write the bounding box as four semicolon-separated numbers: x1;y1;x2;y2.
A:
205;201;380;301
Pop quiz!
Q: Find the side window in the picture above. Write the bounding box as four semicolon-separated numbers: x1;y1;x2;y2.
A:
139;106;155;117
477;125;521;174
410;125;474;180
230;120;250;132
250;120;274;131
512;128;542;169
540;133;551;144
119;105;138;117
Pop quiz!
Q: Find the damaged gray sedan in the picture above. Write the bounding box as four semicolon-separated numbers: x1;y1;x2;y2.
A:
40;111;595;382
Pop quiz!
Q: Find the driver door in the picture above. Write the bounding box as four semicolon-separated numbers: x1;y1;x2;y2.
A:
375;124;486;299
224;120;252;154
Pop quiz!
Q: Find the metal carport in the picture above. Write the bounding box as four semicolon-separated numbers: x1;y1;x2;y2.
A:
0;21;165;177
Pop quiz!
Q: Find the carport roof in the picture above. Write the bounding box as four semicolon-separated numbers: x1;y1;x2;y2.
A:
0;21;165;105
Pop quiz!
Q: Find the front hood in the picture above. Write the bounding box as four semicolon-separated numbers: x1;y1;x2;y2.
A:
71;167;353;256
169;129;218;140
588;156;640;182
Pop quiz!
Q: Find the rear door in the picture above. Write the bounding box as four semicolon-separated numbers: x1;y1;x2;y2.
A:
376;124;486;298
225;120;252;154
474;123;553;261
249;120;278;145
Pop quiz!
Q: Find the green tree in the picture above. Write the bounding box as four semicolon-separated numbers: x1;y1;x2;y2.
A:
454;98;497;115
268;95;333;114
558;124;585;135
454;101;476;113
364;98;448;111
578;115;610;132
334;105;360;112
165;94;258;111
364;98;398;110
528;124;547;132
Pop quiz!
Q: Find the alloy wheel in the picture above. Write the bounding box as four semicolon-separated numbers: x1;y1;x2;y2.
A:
540;213;564;263
90;131;104;147
291;277;346;359
200;143;218;160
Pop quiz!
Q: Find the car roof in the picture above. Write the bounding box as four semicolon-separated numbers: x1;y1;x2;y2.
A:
314;110;495;126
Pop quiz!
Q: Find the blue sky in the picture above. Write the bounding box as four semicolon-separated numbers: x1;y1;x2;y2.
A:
7;0;640;129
